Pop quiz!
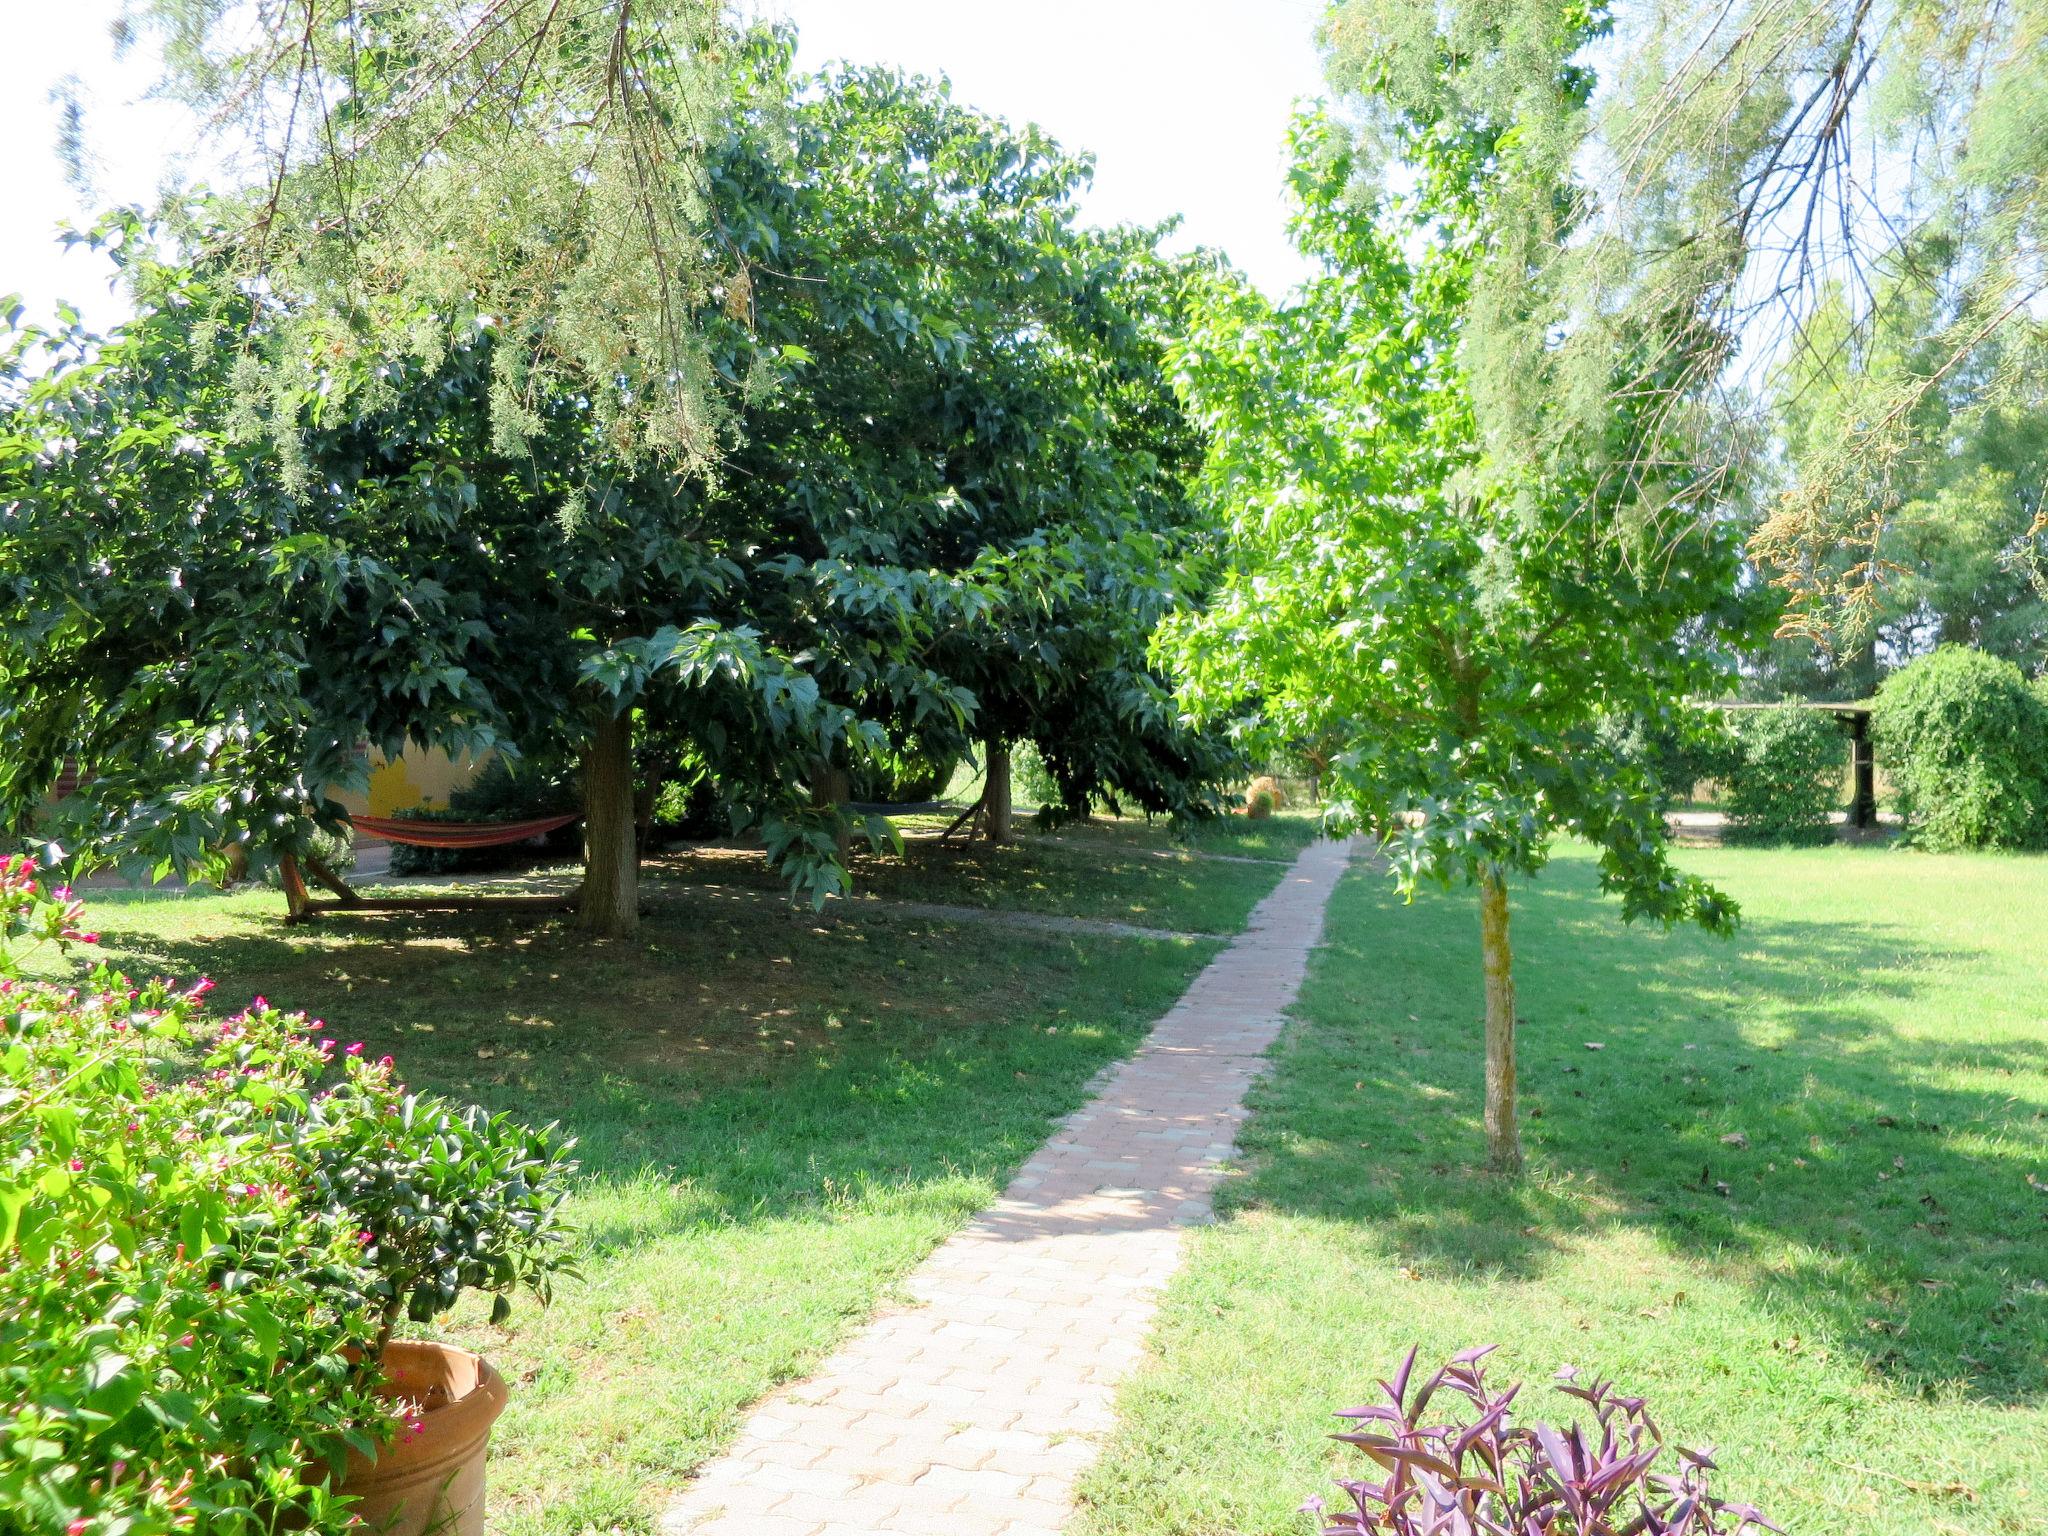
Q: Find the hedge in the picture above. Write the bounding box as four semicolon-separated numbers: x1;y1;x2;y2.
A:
1872;646;2048;851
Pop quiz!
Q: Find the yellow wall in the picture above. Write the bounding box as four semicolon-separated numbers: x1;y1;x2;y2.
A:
326;744;491;819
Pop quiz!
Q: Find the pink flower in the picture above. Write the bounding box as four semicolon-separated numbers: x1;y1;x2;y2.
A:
67;1520;88;1536
378;1054;395;1069
345;1042;364;1056
68;1158;84;1173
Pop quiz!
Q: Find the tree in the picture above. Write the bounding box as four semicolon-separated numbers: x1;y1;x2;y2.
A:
1761;285;2048;683
0;218;901;937
119;0;741;476
710;62;1242;845
1165;104;1753;1175
1320;0;2047;652
1;37;1234;931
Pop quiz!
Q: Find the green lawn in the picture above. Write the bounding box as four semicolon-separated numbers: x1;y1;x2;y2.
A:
648;808;1324;934
1075;843;2048;1536
68;819;1306;1535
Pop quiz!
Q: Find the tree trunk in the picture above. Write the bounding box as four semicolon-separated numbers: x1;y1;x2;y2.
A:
982;738;1013;843
578;709;638;937
814;761;852;858
1479;864;1521;1175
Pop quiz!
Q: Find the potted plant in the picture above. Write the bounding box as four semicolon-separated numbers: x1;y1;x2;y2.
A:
289;1051;578;1535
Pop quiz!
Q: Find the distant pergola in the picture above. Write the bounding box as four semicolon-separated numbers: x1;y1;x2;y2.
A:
1711;700;1878;828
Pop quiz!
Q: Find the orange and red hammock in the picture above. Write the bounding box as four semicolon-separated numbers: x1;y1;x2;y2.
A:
280;812;583;922
347;812;580;850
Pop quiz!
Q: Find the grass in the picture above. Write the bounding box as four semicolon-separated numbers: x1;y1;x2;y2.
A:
65;814;1307;1535
645;808;1324;934
1074;842;2048;1536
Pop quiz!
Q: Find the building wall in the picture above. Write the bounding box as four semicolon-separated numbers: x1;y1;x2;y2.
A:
327;744;491;820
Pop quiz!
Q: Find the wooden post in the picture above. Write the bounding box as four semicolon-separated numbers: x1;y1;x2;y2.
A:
1479;864;1521;1175
577;709;639;937
1849;713;1877;829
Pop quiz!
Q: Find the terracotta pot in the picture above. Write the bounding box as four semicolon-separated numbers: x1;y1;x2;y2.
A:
336;1341;508;1536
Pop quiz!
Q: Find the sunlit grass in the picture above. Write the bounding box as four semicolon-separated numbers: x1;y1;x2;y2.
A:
1075;843;2048;1536
70;815;1308;1534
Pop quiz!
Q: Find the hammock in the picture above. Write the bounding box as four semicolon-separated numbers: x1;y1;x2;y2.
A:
348;812;581;849
279;811;584;923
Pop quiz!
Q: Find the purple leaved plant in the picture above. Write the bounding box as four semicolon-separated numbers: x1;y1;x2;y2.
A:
1303;1347;1777;1536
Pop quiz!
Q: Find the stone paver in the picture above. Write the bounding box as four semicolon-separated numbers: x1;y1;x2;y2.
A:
657;835;1356;1536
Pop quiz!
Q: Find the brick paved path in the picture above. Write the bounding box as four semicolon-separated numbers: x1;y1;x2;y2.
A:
658;835;1357;1536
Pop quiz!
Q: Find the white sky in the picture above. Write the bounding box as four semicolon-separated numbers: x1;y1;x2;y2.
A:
2;0;1328;333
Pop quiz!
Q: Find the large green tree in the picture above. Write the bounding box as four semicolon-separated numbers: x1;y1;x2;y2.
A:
1;35;1237;930
0;220;898;936
710;60;1242;845
1321;0;2047;651
1168;101;1756;1173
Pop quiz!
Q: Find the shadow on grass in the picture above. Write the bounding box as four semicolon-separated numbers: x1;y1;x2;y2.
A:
82;883;1215;1260
1240;862;2048;1407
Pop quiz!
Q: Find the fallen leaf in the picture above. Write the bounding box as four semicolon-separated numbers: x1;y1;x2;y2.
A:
1584;1042;1606;1051
1720;1132;1749;1149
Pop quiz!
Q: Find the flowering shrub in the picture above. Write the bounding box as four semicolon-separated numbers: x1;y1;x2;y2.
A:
1;858;579;1533
0;858;382;1535
1305;1347;1776;1536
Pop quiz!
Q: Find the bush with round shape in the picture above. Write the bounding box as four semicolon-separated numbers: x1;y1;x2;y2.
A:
292;1060;578;1351
0;858;383;1536
1245;775;1286;819
1872;646;2048;850
1721;705;1844;845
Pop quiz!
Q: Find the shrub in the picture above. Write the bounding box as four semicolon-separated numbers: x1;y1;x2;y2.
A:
1721;705;1844;845
1305;1347;1775;1536
1246;775;1286;818
651;773;724;843
0;859;382;1535
1013;741;1060;808
1872;646;2048;850
292;1059;578;1350
1;859;580;1533
388;757;580;875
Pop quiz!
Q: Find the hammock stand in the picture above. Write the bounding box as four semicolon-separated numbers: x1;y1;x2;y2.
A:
280;812;583;923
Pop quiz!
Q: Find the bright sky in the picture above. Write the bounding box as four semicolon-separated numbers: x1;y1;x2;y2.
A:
2;1;1328;334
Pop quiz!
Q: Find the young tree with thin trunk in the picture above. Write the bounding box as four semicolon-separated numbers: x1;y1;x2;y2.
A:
1165;108;1753;1174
